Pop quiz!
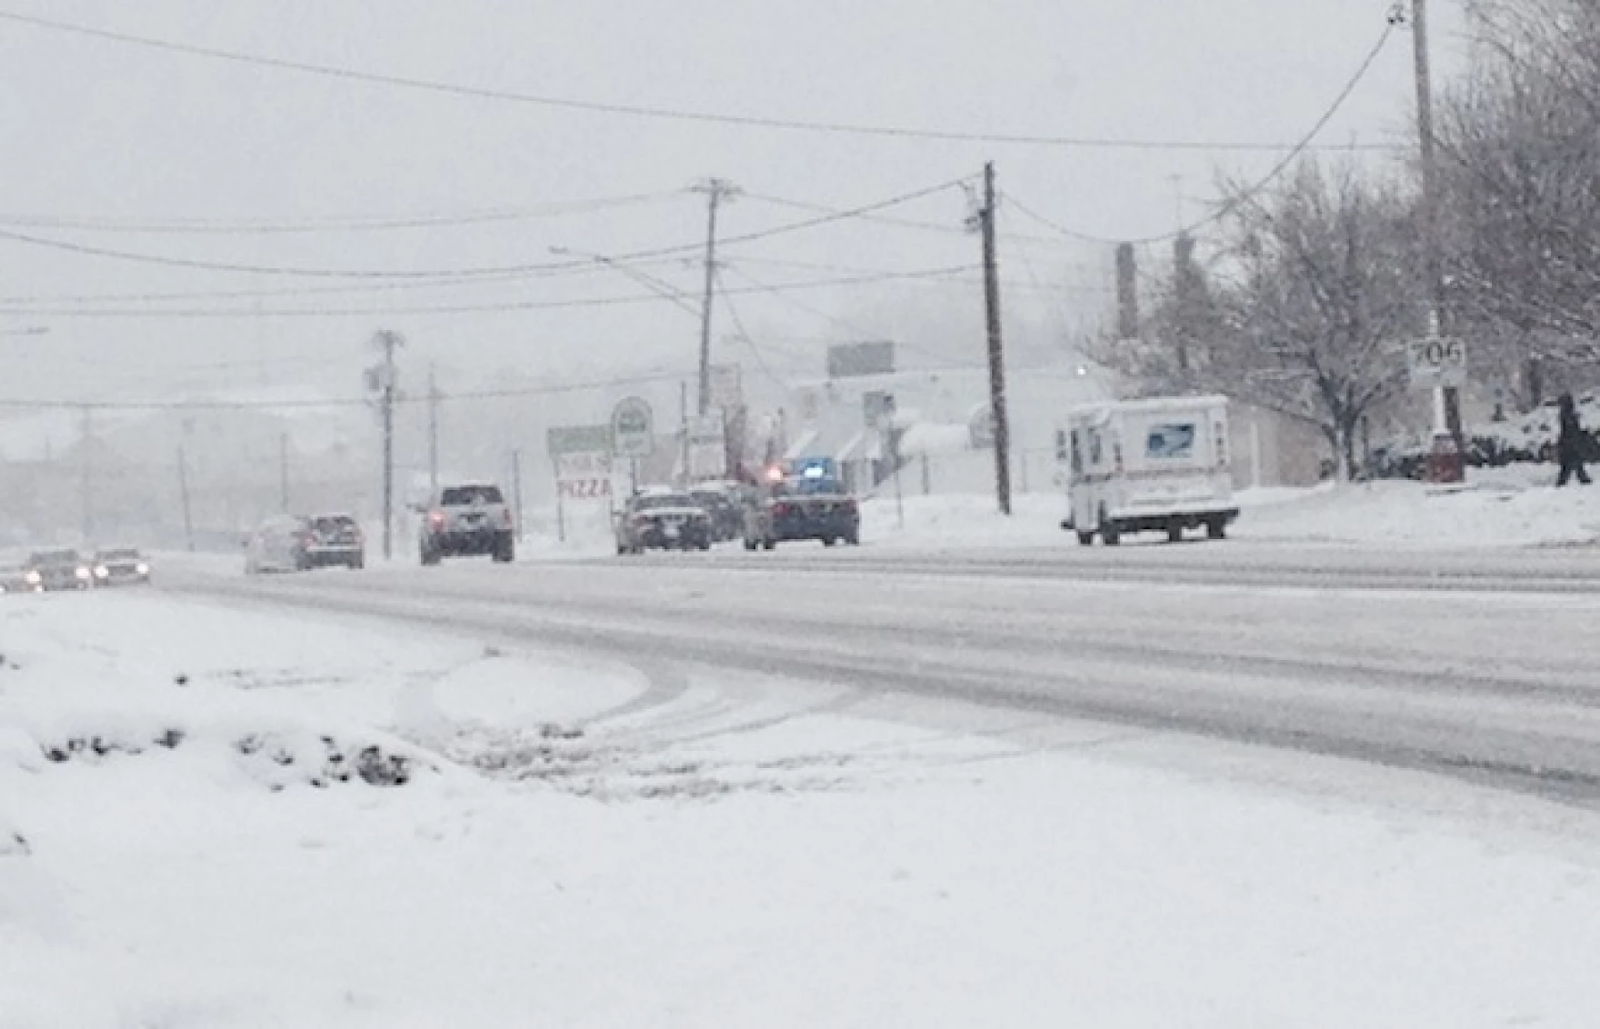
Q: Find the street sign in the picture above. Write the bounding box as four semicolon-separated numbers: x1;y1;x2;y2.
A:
554;450;614;500
610;397;655;458
1407;336;1468;391
547;424;612;457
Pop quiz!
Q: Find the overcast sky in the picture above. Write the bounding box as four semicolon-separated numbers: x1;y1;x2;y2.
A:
0;0;1470;416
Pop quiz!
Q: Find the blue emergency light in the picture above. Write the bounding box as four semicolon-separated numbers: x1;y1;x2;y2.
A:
789;457;837;480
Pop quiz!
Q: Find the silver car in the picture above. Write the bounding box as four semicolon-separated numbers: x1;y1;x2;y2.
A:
244;516;316;574
0;562;35;595
91;548;152;587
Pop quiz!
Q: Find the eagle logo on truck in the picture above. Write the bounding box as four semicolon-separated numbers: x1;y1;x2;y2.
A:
1145;423;1196;460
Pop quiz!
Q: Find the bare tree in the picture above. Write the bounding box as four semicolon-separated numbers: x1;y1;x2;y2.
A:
1099;161;1428;479
1436;0;1600;402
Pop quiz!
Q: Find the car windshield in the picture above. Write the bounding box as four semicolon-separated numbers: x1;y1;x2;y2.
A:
634;495;695;511
97;549;141;561
29;550;79;566
311;517;357;534
441;486;503;506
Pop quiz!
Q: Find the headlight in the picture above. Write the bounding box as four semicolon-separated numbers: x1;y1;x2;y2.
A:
24;570;41;584
136;563;150;575
94;566;110;578
75;567;91;579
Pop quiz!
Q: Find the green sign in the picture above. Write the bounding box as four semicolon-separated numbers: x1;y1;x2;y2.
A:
546;424;613;457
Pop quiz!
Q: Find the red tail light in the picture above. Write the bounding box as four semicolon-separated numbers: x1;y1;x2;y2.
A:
501;508;514;528
843;498;858;512
773;503;791;517
429;510;445;528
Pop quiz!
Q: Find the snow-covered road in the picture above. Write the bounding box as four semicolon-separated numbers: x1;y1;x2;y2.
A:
164;543;1600;804
10;546;1600;1026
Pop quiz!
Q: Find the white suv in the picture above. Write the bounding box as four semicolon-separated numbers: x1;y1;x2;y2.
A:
419;483;515;565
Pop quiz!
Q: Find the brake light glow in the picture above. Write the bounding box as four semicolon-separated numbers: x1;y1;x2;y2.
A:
429;510;445;528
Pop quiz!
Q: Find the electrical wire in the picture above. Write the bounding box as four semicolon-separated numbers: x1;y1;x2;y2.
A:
0;265;980;319
740;192;1079;250
0;192;682;235
0;176;973;279
712;266;790;391
722;263;979;367
0;8;1405;155
999;19;1401;247
0;259;696;308
0;368;694;413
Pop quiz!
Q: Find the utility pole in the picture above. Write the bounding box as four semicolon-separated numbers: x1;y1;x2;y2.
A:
692;179;738;415
978;162;1012;516
79;404;93;544
367;329;404;560
679;379;690;486
427;364;441;493
278;432;290;513
511;448;524;541
176;445;195;552
1408;0;1463;481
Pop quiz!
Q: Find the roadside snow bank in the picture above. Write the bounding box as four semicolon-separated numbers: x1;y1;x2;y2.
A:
860;485;1311;549
1237;478;1600;548
861;474;1600;550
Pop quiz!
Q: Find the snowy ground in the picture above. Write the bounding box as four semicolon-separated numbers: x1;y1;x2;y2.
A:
5;588;1600;1026
858;465;1600;551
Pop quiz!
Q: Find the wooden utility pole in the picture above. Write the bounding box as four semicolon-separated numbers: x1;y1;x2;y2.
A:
369;329;404;559
979;162;1012;516
278;432;290;512
693;179;737;415
679;379;690;486
176;445;195;552
511;448;524;541
427;364;441;492
78;404;93;543
1409;0;1464;480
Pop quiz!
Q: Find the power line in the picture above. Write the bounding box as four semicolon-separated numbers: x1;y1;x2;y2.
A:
0;192;682;235
0;265;980;319
740;191;1078;248
0;9;1406;155
0;368;695;413
721;263;976;367
713;266;789;391
0;176;973;280
1000;19;1402;247
0;259;691;307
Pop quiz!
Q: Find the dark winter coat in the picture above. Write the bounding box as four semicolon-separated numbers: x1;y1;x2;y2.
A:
1558;400;1587;463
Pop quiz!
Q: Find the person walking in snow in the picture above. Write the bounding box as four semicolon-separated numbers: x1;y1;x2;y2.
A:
1556;393;1592;486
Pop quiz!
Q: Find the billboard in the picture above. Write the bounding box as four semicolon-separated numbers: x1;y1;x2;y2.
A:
827;341;896;379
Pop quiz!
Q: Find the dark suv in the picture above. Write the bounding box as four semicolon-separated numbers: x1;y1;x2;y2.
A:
420;483;515;565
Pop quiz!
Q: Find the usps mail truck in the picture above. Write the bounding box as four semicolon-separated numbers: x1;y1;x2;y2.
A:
1060;394;1238;546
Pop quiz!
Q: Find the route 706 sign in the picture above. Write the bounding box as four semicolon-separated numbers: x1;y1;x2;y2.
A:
1406;336;1467;391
